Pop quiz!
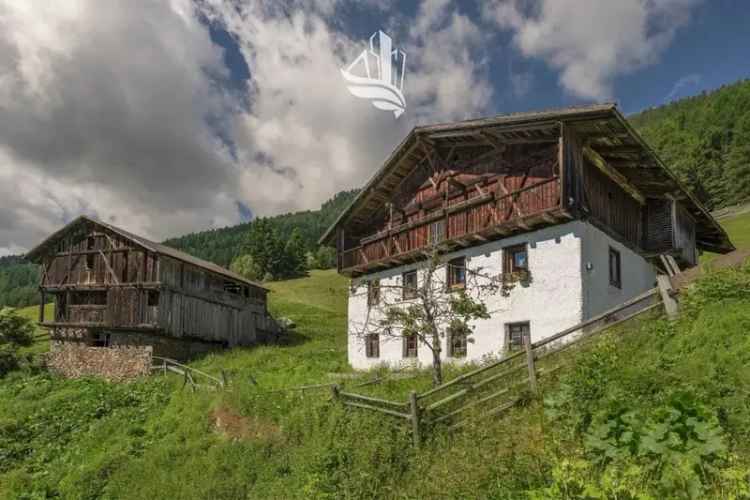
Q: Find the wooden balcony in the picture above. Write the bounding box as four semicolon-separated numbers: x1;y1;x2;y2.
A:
340;177;568;275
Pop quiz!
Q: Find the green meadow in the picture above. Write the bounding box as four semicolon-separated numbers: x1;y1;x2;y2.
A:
2;213;750;499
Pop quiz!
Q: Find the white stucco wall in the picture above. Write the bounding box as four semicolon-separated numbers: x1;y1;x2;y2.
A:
347;221;588;370
579;222;657;319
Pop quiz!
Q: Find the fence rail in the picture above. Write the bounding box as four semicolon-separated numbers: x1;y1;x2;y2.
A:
331;285;663;444
152;356;226;391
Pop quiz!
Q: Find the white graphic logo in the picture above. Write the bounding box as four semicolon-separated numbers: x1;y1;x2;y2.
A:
341;31;407;118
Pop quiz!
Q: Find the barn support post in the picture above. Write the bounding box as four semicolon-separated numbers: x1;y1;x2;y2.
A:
409;390;421;447
524;332;538;396
39;289;45;323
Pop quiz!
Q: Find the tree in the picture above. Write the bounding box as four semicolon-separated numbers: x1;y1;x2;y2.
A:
351;249;504;386
242;218;308;280
284;228;307;277
0;307;35;376
229;254;262;281
308;246;337;270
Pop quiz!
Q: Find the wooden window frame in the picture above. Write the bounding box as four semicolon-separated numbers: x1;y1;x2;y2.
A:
403;334;418;358
503;244;529;274
365;333;380;358
402;270;418;300
446;256;466;290
447;327;467;358
367;279;380;307
505;321;529;352
609;247;622;289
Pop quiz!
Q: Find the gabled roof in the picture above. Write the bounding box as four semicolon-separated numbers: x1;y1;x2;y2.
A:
26;215;268;290
320;103;733;254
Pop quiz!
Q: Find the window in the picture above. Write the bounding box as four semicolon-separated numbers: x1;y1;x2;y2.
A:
147;290;160;307
609;247;621;288
447;257;466;289
505;322;529;352
448;326;467;358
367;279;380;306
365;333;380;358
402;271;417;300
403;334;418;358
503;244;528;274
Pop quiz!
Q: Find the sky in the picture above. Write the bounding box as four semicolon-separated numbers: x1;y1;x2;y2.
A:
1;0;749;256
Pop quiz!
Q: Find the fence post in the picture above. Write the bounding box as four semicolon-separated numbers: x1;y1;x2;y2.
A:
657;275;679;321
409;390;421;447
220;369;228;388
330;383;341;402
524;333;538;396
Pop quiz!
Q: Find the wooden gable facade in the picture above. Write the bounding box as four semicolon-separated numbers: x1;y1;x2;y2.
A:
322;104;732;276
27;217;273;351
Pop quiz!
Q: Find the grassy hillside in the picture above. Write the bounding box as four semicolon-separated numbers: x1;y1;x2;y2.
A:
2;214;750;498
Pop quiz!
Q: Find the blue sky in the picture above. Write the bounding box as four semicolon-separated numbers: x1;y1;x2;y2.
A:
212;0;750;117
1;0;749;253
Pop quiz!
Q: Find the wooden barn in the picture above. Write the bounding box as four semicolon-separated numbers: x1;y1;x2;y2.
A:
27;216;277;360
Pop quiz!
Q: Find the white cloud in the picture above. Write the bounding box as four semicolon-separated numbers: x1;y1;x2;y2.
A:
0;0;241;250
0;0;495;253
665;73;701;102
201;0;493;216
483;0;701;100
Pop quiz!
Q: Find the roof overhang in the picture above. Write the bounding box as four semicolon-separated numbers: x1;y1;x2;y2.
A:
320;104;733;254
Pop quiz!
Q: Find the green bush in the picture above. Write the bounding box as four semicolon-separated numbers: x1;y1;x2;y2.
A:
0;307;35;377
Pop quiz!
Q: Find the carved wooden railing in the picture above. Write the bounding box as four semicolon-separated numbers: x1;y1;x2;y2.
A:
340;177;560;271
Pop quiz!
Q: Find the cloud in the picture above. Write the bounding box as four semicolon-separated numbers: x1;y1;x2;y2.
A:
665;73;701;102
200;0;493;216
0;0;495;253
483;0;701;100
0;0;241;250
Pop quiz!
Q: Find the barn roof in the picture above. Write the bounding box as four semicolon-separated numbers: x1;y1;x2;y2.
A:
320;103;733;254
26;215;268;290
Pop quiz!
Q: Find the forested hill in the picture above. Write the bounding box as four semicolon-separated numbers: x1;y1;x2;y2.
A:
0;255;40;308
629;78;750;209
162;189;359;267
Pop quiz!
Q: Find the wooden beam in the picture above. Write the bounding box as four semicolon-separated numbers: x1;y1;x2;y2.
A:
479;131;507;152
447;177;467;192
582;145;646;205
99;250;120;284
591;145;642;155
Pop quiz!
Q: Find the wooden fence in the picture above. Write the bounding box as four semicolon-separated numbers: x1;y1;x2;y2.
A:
331;287;664;445
152;356;227;391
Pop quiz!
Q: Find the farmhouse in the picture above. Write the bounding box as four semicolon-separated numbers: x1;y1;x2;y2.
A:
321;104;734;369
27;216;277;361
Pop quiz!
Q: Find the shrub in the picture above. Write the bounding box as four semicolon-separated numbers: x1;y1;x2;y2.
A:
0;307;34;346
0;307;35;377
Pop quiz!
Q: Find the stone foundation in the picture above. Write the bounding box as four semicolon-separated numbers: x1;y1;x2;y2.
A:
45;344;152;381
107;331;221;360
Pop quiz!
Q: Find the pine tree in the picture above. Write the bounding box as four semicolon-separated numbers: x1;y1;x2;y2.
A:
283;228;307;277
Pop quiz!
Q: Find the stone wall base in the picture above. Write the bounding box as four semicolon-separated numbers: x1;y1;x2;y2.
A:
45;344;152;381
